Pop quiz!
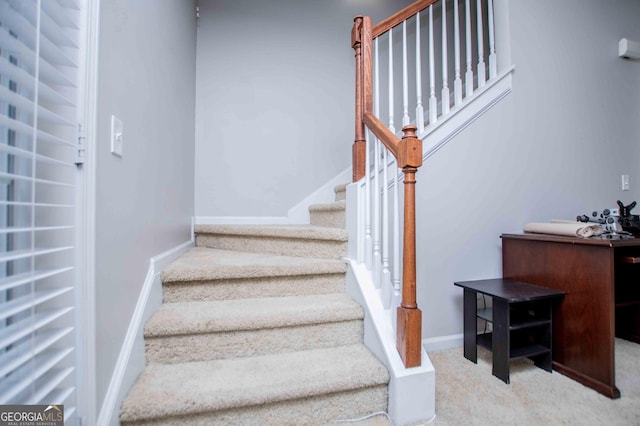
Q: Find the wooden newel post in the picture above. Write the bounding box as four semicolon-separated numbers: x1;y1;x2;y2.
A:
396;124;423;368
352;16;365;182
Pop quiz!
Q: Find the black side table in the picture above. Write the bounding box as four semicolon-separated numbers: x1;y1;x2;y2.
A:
454;278;565;384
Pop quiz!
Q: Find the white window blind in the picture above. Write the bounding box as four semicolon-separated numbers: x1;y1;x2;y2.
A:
0;0;81;423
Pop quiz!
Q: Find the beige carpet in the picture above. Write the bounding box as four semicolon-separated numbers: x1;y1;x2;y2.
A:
428;338;640;425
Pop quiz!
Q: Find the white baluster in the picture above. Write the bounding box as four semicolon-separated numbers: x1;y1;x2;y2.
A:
372;139;381;288
441;0;450;115
364;130;372;267
392;162;401;305
488;0;497;79
402;20;410;127
381;148;391;308
415;12;425;133
465;0;474;97
454;0;463;106
476;0;486;88
372;38;381;286
428;5;437;124
357;176;365;264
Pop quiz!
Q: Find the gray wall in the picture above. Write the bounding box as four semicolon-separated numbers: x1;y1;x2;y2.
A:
194;0;414;218
95;0;196;411
418;0;640;340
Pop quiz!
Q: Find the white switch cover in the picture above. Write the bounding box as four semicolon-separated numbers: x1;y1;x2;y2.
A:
111;115;124;157
622;174;630;191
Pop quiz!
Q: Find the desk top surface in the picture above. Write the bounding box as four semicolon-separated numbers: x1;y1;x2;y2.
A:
454;278;565;302
501;233;640;247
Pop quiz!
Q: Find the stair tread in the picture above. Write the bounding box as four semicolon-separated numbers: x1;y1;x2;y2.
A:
145;293;363;336
120;344;389;422
195;224;348;241
162;247;347;282
309;200;346;212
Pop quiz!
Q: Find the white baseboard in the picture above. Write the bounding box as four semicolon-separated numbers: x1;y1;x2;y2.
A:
423;334;464;352
195;168;352;227
96;239;193;426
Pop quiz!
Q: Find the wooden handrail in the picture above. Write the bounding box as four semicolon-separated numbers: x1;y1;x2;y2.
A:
352;1;427;368
363;112;399;158
372;0;440;38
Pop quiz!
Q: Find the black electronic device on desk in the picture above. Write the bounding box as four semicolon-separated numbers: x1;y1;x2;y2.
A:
577;200;640;238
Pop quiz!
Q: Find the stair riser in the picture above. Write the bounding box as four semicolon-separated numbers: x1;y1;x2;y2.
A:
162;273;346;302
335;188;346;202
310;209;346;229
121;384;387;426
146;320;364;364
196;234;347;259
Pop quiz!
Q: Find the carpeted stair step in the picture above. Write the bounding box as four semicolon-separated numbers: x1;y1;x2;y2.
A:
335;183;347;202
119;344;389;426
309;200;346;229
144;293;364;364
195;224;348;259
161;247;347;302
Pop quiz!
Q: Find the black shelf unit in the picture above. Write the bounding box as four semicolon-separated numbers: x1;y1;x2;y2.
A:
455;278;565;384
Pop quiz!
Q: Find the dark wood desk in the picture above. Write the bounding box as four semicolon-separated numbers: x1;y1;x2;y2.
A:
454;278;564;384
501;233;640;399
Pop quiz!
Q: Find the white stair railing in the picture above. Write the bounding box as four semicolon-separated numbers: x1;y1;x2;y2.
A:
351;0;501;368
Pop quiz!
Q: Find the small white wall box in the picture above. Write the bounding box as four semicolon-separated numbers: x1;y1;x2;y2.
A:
619;38;640;59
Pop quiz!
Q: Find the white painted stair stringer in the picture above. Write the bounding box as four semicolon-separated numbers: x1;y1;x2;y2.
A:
345;258;435;426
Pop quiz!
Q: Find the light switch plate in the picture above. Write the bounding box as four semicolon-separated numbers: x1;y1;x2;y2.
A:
622;174;630;191
111;115;123;157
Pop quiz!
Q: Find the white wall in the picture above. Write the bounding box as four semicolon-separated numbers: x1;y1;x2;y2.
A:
418;0;640;340
194;0;414;219
94;0;196;413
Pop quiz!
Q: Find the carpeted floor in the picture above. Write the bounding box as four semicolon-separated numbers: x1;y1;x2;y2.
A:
327;339;640;425
427;338;640;425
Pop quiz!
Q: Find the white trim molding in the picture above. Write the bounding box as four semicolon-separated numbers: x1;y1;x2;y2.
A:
77;0;101;424
195;167;352;227
420;67;515;160
96;240;193;426
423;334;464;352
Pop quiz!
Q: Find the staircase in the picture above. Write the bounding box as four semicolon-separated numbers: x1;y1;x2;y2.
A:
119;185;390;425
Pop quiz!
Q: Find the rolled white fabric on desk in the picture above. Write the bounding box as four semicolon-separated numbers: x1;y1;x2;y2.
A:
524;221;603;238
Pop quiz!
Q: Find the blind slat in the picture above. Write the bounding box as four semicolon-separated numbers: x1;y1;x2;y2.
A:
0;309;73;349
0;268;74;292
0;25;76;88
0;354;74;404
42;0;80;28
0;172;77;187
0;143;77;167
0;85;76;126
0;201;74;208
27;366;75;405
0;56;76;106
0;327;74;377
0;225;75;235
40;6;79;48
0;247;74;263
0;287;73;322
4;0;78;67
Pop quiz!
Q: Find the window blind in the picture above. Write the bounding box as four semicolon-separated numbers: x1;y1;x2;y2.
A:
0;0;81;422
